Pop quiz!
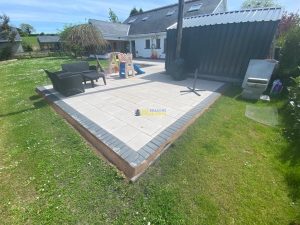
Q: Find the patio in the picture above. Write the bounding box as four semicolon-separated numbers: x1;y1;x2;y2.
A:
37;60;225;180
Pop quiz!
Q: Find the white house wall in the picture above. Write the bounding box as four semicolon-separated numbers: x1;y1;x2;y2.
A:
129;33;167;59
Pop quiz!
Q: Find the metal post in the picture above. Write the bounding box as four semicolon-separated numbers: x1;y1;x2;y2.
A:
175;0;184;59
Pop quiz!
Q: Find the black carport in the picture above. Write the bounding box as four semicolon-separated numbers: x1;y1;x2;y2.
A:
166;7;282;82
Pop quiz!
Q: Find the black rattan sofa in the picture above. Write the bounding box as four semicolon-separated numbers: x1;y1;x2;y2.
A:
61;61;106;87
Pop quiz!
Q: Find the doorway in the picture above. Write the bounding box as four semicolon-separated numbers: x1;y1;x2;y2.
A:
131;41;136;58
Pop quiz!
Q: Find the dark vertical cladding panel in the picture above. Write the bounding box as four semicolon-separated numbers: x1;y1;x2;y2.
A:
166;21;279;81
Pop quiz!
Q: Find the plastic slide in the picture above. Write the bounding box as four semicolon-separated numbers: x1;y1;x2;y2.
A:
134;64;145;75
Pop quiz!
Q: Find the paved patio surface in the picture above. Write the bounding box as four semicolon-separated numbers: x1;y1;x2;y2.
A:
37;61;225;180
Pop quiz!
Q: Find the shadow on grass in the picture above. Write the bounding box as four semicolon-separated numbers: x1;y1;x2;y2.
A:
0;95;47;118
42;56;71;61
276;102;300;224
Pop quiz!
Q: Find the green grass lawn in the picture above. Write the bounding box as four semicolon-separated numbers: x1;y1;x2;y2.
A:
0;57;299;224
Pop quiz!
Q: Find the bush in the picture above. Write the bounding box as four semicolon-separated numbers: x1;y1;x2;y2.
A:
22;41;33;52
0;45;13;61
277;27;300;81
286;74;300;139
48;51;70;57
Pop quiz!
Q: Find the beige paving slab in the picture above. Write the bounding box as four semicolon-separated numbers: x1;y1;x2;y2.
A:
39;61;224;152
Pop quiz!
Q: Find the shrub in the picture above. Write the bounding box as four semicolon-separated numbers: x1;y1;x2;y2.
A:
286;74;300;139
277;11;300;47
22;41;33;52
0;45;13;60
277;27;300;81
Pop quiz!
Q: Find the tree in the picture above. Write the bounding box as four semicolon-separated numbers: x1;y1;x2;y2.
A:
60;24;107;57
130;7;143;16
130;7;139;16
241;0;279;9
108;8;119;23
277;27;300;79
0;14;16;43
277;11;300;47
278;11;300;37
0;14;10;31
20;23;35;35
0;14;16;60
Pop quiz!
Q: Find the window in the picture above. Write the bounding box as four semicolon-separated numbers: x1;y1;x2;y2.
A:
164;38;167;53
166;10;175;16
188;4;202;12
128;18;136;24
145;39;150;49
142;16;149;21
156;39;161;49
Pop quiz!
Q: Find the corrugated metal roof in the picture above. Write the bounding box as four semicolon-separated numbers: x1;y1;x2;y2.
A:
168;7;282;29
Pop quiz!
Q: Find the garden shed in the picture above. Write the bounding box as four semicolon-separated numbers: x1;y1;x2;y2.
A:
37;35;62;51
166;7;283;82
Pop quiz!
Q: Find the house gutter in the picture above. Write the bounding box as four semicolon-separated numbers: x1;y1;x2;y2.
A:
126;32;166;39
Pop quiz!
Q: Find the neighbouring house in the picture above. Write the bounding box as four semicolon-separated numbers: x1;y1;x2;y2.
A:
0;27;23;54
37;35;61;51
87;20;130;54
89;0;227;59
166;7;282;82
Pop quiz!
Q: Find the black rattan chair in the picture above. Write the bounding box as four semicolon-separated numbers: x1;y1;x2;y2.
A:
44;70;85;97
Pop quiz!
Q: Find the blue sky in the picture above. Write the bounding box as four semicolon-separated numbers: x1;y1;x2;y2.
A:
0;0;299;33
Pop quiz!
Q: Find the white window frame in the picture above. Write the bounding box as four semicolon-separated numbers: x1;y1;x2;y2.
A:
188;4;202;12
166;10;175;16
128;18;136;24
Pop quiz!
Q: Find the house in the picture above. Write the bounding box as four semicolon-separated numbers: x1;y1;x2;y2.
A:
0;27;23;54
37;35;61;51
89;0;227;59
165;7;283;82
